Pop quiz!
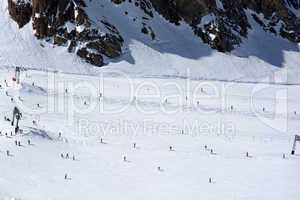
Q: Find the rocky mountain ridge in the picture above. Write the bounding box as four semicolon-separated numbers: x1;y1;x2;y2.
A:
7;0;300;67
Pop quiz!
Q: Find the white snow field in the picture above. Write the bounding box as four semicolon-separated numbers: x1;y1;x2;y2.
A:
0;67;300;200
0;0;300;199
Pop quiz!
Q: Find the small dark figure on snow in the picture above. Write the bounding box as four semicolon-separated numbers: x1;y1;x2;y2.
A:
65;89;68;93
66;153;69;159
18;141;21;146
4;116;10;122
72;155;76;161
294;111;297;115
64;174;68;179
209;178;212;183
6;150;10;156
100;138;103;143
15;140;18;146
263;108;265;112
10;98;13;102
204;145;207;150
27;140;31;145
283;154;286;159
32;82;35;86
37;104;40;108
59;132;62;137
123;156;127;162
246;152;249;157
61;153;64;159
230;105;234;111
169;146;173;151
133;143;136;148
210;149;214;154
5;91;8;96
157;166;161;171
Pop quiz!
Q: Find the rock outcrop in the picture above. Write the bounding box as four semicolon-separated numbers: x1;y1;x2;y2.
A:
8;0;123;67
8;0;32;28
7;0;300;66
148;0;300;51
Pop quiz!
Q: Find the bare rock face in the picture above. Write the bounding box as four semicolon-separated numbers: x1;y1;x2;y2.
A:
8;0;32;28
148;0;299;51
8;0;123;67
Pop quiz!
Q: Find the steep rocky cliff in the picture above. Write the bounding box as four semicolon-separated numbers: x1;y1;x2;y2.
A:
7;0;300;67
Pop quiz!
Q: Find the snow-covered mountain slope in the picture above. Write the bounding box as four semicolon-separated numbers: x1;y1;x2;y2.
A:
1;67;300;200
0;0;300;83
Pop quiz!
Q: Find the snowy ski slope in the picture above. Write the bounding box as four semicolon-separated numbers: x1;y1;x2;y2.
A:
0;67;300;199
0;0;300;199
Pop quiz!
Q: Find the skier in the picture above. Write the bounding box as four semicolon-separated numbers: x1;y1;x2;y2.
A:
169;146;173;151
6;150;9;156
18;141;21;146
4;116;10;122
123;156;127;162
246;152;249;157
14;140;18;146
64;174;68;179
66;153;69;159
72;155;76;161
61;153;64;159
133;143;136;148
100;138;103;143
27;140;31;145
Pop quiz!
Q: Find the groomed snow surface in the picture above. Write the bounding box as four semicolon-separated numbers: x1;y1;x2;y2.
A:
0;67;300;200
0;0;300;199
